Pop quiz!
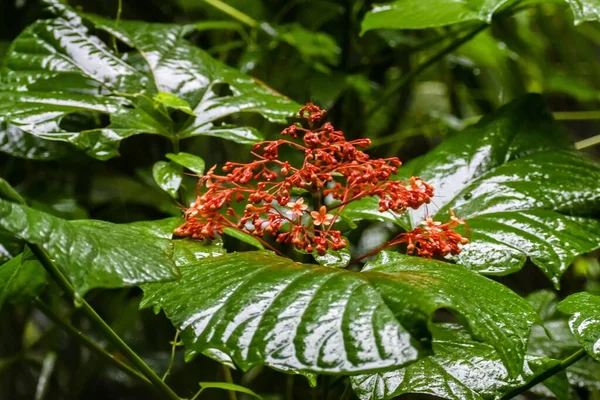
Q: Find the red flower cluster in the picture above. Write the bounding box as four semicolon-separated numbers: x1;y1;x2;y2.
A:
175;103;467;259
392;211;469;258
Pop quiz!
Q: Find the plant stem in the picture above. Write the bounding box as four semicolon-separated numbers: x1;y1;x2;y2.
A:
162;330;180;382
575;134;600;150
33;299;151;386
203;0;257;28
29;245;182;400
365;23;488;120
111;0;122;55
222;365;238;400
501;348;587;399
553;111;600;120
312;191;322;210
171;138;181;153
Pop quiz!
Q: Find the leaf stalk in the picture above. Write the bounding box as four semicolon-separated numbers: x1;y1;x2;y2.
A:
501;348;587;399
203;0;258;28
30;245;182;400
33;298;151;386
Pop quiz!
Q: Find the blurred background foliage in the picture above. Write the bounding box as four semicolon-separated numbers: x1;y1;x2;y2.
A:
2;0;600;399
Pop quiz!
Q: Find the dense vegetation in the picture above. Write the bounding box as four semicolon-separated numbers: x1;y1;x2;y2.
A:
1;0;600;399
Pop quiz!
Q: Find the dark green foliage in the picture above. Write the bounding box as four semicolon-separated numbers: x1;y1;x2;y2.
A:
1;0;600;399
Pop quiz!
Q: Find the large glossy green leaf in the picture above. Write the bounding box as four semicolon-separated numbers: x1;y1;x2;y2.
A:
527;290;600;393
350;324;567;400
0;121;70;160
558;293;600;363
361;0;595;32
0;231;22;264
141;251;536;376
361;0;509;31
565;0;600;24
0;198;179;297
0;0;299;159
343;95;600;286
0;249;47;308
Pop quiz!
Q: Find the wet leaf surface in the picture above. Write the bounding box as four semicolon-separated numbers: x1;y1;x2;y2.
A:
0;248;47;307
0;0;299;159
528;291;600;393
166;152;205;175
351;323;567;400
0;198;179;296
343;95;600;286
152;161;183;198
361;0;598;32
558;292;600;363
141;251;535;375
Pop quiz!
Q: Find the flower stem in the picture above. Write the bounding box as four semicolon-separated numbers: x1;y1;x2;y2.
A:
501;348;587;399
203;0;258;28
30;245;182;400
33;298;151;386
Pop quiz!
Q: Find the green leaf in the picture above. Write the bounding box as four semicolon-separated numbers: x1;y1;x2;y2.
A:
197;382;263;400
360;0;594;31
152;161;183;198
153;92;196;116
0;198;179;297
166;152;206;175
141;251;535;376
527;290;600;393
0;231;23;264
351;323;568;400
0;120;71;160
558;293;600;362
0;177;25;204
565;0;600;24
128;218;226;267
361;0;500;31
0;0;299;159
84;12;299;131
222;227;264;250
172;239;226;266
343;95;600;286
0;249;47;308
313;245;351;268
276;23;340;70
